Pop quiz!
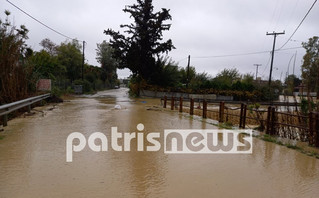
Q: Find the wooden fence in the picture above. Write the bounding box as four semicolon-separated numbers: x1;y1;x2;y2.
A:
162;96;319;147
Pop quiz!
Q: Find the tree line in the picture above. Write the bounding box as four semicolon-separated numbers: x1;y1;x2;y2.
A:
105;0;317;101
0;10;118;104
1;0;318;104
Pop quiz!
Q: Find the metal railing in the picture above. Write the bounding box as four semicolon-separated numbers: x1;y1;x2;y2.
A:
0;93;51;127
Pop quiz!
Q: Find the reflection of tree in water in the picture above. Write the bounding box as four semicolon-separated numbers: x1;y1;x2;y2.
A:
262;141;276;168
118;97;210;196
124;111;168;197
129;150;168;197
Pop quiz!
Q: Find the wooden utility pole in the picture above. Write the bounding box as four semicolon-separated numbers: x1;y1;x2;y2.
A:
254;64;262;81
82;41;86;80
266;31;285;86
186;55;190;88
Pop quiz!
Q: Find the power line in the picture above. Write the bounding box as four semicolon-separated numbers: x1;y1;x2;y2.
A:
177;57;188;62
193;51;270;59
261;53;272;76
191;46;302;60
6;0;82;42
277;0;317;50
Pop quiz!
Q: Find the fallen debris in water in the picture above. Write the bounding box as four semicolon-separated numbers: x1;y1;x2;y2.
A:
146;106;162;111
114;105;122;110
24;112;36;117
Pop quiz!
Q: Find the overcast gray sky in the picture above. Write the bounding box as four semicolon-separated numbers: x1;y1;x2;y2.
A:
1;0;318;80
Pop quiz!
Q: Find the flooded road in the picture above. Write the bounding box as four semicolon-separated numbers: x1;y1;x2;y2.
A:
0;88;319;197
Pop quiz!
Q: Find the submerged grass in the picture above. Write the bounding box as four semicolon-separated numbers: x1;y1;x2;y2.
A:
257;133;319;158
212;122;234;130
260;134;302;150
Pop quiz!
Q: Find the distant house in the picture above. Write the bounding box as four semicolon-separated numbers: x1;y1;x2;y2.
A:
293;83;317;97
254;77;269;85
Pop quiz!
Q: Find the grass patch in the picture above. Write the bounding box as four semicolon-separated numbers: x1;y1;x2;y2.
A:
256;134;319;159
0;135;4;140
214;122;234;130
286;144;301;150
261;134;277;143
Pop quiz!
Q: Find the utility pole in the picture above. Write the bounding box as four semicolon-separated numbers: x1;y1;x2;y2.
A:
186;55;190;88
254;64;262;81
82;41;86;80
266;31;285;86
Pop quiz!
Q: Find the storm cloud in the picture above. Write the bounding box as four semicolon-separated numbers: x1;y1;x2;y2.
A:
1;0;318;79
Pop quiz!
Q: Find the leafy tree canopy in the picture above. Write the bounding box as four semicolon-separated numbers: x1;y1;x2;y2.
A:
104;0;175;81
301;36;319;93
96;40;118;74
56;40;82;82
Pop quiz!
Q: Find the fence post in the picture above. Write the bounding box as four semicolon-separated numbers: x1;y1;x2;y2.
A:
179;97;183;113
190;98;194;115
315;113;319;147
219;102;225;123
239;103;244;128
163;96;167;108
242;104;247;129
203;100;207;119
309;112;314;145
266;106;272;134
27;105;31;113
270;107;276;135
3;114;8;127
171;97;175;110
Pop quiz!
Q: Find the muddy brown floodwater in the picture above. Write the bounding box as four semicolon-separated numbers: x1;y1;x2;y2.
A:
0;88;319;198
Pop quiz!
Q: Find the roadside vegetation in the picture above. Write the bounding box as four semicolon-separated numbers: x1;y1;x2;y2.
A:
0;10;119;105
1;0;318;105
105;0;318;103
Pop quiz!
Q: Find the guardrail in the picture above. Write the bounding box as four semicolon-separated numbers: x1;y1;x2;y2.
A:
0;93;51;127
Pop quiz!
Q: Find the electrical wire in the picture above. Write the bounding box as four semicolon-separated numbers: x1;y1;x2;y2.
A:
284;0;300;31
277;0;317;50
191;46;303;60
275;46;303;51
6;0;82;42
177;57;188;62
192;51;270;59
260;53;272;76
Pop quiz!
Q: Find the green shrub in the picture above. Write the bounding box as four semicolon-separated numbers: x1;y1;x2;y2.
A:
94;79;104;90
65;86;74;94
51;86;62;97
73;79;92;93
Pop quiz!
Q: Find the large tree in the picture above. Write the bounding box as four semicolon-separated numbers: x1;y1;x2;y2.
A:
284;74;301;95
301;36;319;96
214;68;241;87
56;40;82;82
31;50;61;80
96;41;117;72
40;38;57;56
104;0;175;81
96;41;118;84
0;10;31;104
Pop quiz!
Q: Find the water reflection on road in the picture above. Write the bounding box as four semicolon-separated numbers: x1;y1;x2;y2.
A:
0;88;318;197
